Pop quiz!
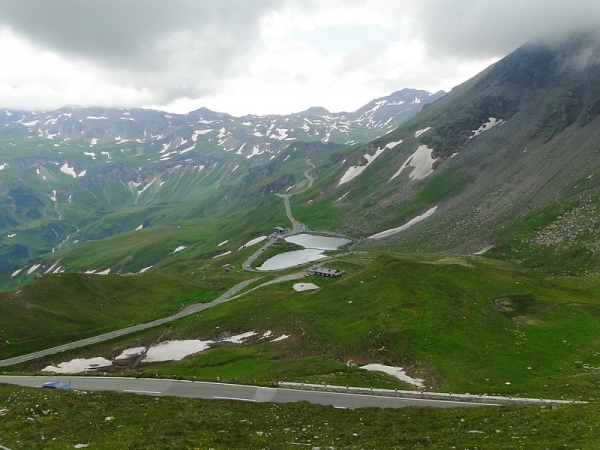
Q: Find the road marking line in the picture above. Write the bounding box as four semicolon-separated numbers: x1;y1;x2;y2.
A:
123;389;162;394
213;396;256;402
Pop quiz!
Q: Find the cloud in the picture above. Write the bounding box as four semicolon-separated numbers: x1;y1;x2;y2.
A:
0;0;599;114
0;0;281;107
412;0;600;58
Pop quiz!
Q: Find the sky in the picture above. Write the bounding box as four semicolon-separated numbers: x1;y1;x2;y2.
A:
0;0;598;117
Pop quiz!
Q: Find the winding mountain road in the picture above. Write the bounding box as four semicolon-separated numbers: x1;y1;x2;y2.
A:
242;158;316;271
0;375;494;409
0;276;263;368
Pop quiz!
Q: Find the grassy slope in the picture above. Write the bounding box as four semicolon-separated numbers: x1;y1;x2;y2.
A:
1;384;599;449
7;252;600;401
0;272;235;359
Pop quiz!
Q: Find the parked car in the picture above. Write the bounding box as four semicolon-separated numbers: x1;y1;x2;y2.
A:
42;381;70;389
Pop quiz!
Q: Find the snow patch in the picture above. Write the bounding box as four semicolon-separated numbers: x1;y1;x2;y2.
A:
360;364;425;388
42;357;112;374
0;163;7;170
27;264;41;275
222;331;257;344
243;236;267;247
368;207;438;239
173;246;186;254
390;145;437;181
338;146;386;186
271;334;290;342
213;251;231;258
470;117;504;139
139;266;153;273
60;163;77;178
270;128;289;140
218;240;229;247
414;127;431;138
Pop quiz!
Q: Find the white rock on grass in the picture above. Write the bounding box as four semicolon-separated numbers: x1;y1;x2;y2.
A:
293;283;319;291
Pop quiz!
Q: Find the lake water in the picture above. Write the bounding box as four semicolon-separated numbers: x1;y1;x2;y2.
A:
257;249;326;271
285;234;351;250
257;234;351;271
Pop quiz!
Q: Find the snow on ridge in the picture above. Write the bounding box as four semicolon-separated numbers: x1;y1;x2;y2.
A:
470;117;504;139
359;100;386;120
191;129;212;141
367;206;438;240
414;127;431;138
390;145;437;181
87;116;108;120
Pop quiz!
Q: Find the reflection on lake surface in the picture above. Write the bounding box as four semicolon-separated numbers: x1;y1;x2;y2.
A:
285;234;351;250
257;234;351;271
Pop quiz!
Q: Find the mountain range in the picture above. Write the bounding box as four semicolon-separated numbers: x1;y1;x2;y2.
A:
0;88;443;277
3;31;600;284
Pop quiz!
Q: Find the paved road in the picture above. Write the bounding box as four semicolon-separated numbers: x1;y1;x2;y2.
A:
0;375;491;409
242;159;317;271
0;277;263;368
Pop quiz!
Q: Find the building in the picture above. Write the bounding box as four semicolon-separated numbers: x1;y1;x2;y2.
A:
273;226;285;233
308;267;344;278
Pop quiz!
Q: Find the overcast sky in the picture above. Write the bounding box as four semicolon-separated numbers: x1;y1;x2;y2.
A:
0;0;598;116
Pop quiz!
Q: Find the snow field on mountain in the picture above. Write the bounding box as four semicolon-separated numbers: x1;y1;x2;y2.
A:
368;206;438;239
469;117;504;139
390;145;437;181
414;127;431;137
60;163;86;178
338;141;402;186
